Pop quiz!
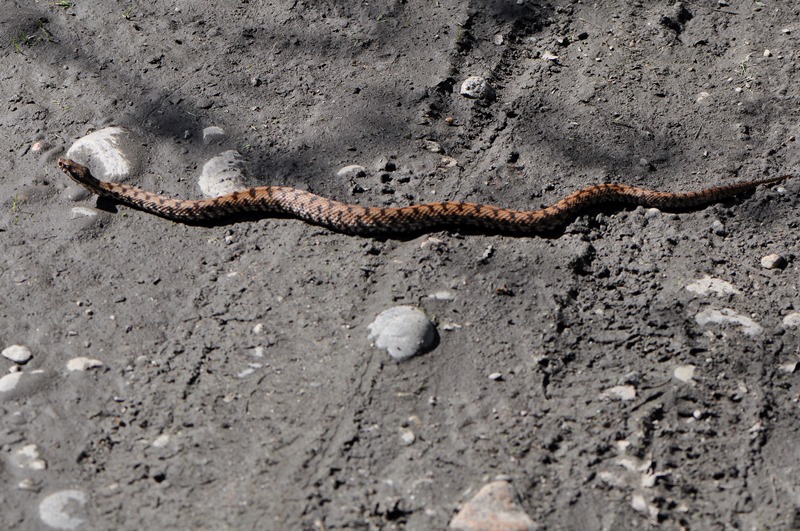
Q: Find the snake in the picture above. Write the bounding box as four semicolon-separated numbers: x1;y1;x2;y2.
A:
57;158;790;237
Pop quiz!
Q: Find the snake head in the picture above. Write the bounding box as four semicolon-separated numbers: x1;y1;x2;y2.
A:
57;158;94;185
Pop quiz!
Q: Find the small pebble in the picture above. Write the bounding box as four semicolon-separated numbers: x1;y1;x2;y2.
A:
685;275;740;297
710;219;727;236
782;313;800;329
69;207;100;219
460;76;491;99
151;434;171;448
760;253;787;270
674;365;696;383
39;490;87;530
695;308;763;336
479;245;495;263
439;156;458;168
2;344;32;364
336;165;367;179
428;290;456;301
31;141;49;153
763;49;772;57
66;357;104;371
367;306;436;362
12;444;47;470
18;478;41;492
400;429;416;446
541;50;560;62
599;385;636;401
449;481;538;531
488;372;503;381
695;91;712;104
631;493;658;520
424;140;443;153
202;126;226;145
199;150;247;197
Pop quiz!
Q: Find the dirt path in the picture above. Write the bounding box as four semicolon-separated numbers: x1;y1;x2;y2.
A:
1;1;799;529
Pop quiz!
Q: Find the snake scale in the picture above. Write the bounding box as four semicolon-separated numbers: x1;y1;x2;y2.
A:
58;158;790;237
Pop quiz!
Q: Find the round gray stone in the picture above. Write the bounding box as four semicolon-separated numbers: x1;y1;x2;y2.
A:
460;76;491;99
39;489;87;530
202;126;227;145
2;344;32;364
368;306;436;362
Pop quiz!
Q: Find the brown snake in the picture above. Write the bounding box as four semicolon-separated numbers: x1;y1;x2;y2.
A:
58;158;790;237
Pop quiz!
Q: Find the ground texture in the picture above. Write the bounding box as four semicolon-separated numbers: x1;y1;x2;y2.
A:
1;1;800;529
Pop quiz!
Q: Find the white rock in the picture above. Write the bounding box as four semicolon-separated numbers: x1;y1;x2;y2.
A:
368;306;436;362
237;367;256;378
600;385;636;401
39;490;87;530
336;165;367;178
18;478;40;492
151;434;170;448
541;50;560;61
428;290;456;301
674;365;696;383
439;156;458;168
0;372;23;392
69;207;100;219
685;275;739;297
760;253;787;270
423;140;443;153
0;369;47;396
783;312;800;328
400;429;416;445
199;150;247;197
488;372;503;381
710;219;727;236
631;493;659;520
695;308;764;336
695;91;712;104
66;357;104;371
202;126;226;144
460;76;491;99
449;481;538;530
2;344;32;363
13;444;47;470
65;126;131;180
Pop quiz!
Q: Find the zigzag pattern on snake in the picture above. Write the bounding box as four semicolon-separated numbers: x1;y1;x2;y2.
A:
57;158;790;237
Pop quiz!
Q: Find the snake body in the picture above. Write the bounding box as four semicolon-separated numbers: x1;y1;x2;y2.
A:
58;158;789;237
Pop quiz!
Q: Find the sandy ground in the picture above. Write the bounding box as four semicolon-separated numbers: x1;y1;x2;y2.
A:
2;1;800;529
